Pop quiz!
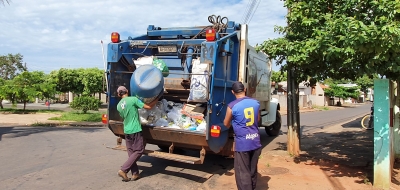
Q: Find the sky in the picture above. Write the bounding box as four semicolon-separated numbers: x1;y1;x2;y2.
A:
0;0;287;73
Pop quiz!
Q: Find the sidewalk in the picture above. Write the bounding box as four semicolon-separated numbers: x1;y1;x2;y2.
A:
0;112;104;127
205;115;400;190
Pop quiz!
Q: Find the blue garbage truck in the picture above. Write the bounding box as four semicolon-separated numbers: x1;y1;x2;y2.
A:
103;16;281;164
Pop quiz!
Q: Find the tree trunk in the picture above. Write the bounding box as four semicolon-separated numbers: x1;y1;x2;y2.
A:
0;99;3;109
23;101;27;114
287;68;300;156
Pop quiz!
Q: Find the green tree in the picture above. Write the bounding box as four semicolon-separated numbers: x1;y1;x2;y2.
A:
70;96;102;114
52;68;83;94
81;68;104;96
324;84;360;105
11;71;45;112
50;68;104;96
255;0;400;155
0;53;27;109
37;74;58;101
355;74;378;98
271;70;287;83
256;0;400;82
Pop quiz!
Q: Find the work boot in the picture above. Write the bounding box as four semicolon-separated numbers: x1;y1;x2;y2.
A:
118;170;130;182
131;174;140;181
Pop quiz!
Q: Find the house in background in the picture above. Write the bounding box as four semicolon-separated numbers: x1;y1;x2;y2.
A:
271;81;326;109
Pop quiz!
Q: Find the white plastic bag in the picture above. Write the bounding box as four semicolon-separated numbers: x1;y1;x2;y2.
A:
196;120;207;132
188;58;209;102
155;118;169;127
133;56;154;68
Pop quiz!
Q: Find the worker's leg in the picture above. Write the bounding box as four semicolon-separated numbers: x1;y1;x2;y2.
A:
234;151;252;190
128;132;145;175
250;148;262;190
121;134;135;173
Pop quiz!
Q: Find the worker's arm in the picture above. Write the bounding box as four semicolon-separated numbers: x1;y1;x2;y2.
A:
258;110;261;123
143;98;158;110
223;107;232;128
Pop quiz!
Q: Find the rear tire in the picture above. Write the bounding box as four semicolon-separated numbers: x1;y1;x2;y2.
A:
265;111;282;136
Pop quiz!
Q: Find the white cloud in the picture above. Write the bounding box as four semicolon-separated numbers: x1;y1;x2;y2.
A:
0;0;286;73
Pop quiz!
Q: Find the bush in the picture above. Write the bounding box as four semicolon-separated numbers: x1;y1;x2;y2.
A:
70;96;102;113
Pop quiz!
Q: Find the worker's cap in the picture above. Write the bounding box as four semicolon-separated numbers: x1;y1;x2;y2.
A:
232;81;245;93
117;86;128;94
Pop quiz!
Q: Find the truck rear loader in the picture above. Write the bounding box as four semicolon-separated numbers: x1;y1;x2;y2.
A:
103;15;281;164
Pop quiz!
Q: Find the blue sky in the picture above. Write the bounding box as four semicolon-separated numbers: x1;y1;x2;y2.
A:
0;0;287;73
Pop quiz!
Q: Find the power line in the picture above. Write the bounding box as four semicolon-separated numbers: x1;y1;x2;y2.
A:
243;0;257;24
241;0;253;23
247;0;261;25
241;0;261;25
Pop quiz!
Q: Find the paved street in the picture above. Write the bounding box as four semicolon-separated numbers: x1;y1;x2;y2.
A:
0;103;372;190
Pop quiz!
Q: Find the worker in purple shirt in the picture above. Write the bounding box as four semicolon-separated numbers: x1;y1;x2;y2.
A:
223;81;262;190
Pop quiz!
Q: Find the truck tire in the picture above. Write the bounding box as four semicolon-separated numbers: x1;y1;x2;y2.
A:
265;111;281;136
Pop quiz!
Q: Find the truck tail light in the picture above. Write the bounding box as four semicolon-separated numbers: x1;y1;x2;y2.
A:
210;125;221;137
206;29;216;41
111;32;120;43
102;114;108;124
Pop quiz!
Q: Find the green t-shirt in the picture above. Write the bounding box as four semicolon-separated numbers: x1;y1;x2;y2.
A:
117;96;145;134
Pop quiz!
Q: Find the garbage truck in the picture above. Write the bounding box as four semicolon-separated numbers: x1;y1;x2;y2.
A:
103;15;281;164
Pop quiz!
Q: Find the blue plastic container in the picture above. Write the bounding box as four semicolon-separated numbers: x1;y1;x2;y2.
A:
130;65;164;98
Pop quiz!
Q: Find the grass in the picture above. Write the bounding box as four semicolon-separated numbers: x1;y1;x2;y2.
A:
313;106;330;111
0;108;63;114
1;107;106;123
48;111;105;122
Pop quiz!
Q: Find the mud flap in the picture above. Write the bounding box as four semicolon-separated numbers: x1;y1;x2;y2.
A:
206;123;229;153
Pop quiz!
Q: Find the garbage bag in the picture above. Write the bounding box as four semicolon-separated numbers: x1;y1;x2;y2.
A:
152;58;169;77
188;58;209;102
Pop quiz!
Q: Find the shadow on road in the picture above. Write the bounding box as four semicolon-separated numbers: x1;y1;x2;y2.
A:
0;125;104;141
138;151;234;183
274;117;374;185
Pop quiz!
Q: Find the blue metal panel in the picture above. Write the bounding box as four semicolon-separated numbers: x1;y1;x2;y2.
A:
147;26;206;37
107;42;130;62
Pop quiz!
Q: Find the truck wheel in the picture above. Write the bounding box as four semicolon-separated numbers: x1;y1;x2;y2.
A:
265;111;281;136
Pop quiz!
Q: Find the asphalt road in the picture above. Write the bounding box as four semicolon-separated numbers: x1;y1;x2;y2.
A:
261;103;372;151
0;103;372;190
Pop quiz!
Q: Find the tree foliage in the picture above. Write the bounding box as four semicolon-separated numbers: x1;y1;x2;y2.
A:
11;71;46;112
355;74;378;95
324;84;360;101
0;53;27;109
70;96;102;113
256;0;400;81
271;70;287;83
50;68;104;95
0;53;27;80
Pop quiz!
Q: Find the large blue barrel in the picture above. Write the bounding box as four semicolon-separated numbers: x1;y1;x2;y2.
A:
130;65;164;98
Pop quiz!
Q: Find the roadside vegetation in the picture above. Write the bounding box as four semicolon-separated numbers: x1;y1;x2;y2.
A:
48;111;105;122
0;107;105;122
0;108;63;114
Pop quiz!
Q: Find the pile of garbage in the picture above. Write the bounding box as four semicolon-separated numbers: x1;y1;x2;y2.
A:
139;99;207;132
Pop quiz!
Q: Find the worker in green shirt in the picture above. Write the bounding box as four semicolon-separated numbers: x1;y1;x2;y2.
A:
116;86;158;182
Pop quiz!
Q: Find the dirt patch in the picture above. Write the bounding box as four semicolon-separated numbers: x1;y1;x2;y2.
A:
0;113;63;125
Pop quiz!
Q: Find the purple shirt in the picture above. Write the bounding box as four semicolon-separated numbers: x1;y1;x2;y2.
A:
228;97;261;152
